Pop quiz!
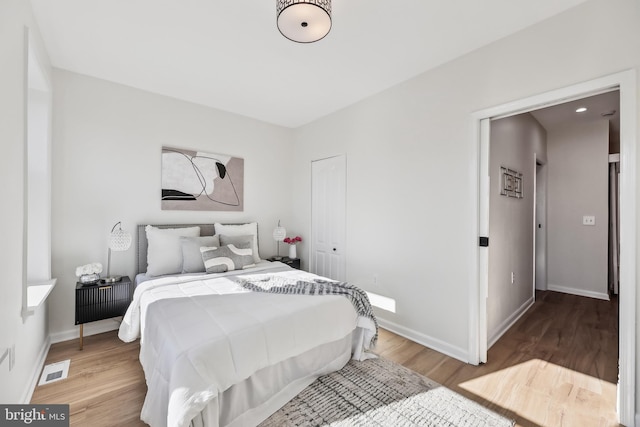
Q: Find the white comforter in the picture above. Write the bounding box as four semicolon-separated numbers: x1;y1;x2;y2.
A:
118;263;376;427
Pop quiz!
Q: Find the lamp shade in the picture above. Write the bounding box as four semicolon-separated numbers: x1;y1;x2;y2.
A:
109;222;132;252
104;221;131;283
277;0;331;43
273;225;287;242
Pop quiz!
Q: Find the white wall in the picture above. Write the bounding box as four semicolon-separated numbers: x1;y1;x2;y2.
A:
27;89;52;282
0;0;52;404
547;120;610;299
487;114;546;345
291;0;639;363
49;70;295;340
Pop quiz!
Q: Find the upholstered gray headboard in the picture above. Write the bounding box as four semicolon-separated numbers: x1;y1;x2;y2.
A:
136;224;216;275
136;223;258;275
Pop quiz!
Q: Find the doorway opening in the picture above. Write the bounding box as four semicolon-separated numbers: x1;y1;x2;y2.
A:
470;70;636;426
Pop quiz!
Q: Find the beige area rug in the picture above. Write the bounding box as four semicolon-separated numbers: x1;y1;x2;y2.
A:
260;357;514;427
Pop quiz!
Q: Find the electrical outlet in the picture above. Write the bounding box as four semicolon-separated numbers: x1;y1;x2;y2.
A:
0;348;8;367
9;344;15;371
582;215;596;226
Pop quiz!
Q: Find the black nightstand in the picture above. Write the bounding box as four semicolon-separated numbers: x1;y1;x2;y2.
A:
268;257;301;270
75;276;132;350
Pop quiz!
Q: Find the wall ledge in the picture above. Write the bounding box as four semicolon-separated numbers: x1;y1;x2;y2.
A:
23;278;57;317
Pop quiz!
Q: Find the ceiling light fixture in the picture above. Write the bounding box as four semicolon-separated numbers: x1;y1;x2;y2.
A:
575;107;588;113
277;0;332;43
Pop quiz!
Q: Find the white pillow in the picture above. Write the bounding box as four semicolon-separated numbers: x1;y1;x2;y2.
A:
146;225;200;276
214;222;260;263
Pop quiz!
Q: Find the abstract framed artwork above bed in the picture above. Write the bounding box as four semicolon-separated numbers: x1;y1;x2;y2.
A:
121;223;378;427
161;146;244;211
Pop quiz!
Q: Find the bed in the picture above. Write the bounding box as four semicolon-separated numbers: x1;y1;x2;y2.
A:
118;223;377;427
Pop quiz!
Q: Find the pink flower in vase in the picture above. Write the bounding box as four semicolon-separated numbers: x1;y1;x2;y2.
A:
284;236;301;259
283;236;302;245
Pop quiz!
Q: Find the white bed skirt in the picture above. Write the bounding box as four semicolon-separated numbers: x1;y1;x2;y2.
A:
190;333;353;427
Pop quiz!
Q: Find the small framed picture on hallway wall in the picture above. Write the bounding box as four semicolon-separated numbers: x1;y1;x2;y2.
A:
500;166;523;199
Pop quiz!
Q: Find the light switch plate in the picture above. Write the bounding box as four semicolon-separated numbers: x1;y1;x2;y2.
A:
583;215;596;226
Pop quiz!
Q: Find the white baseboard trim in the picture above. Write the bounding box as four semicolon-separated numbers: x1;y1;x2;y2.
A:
488;297;534;349
21;335;51;404
50;318;122;345
377;318;468;363
547;284;609;301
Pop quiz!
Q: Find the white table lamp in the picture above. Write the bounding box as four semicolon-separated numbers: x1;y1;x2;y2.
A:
272;221;286;260
104;221;132;283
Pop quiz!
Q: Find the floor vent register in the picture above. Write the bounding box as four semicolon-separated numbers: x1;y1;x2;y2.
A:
38;360;70;386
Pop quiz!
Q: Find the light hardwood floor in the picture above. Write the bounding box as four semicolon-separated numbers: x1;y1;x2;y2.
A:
31;290;619;427
377;291;619;427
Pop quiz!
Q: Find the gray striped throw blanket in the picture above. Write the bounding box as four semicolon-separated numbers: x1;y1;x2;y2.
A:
236;275;378;347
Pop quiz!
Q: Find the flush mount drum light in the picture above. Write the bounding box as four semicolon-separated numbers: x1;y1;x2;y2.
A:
277;0;332;43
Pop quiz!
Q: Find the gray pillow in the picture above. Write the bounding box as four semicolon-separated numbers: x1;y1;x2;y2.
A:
200;242;255;273
219;234;254;251
180;235;220;273
215;223;261;263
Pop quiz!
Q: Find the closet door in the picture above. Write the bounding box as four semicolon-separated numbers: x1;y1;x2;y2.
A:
311;155;346;281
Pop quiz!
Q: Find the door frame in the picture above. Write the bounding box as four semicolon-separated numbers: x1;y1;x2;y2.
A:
534;160;547;292
468;69;636;426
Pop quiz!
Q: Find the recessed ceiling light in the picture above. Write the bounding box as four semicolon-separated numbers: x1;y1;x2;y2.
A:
576;107;587;113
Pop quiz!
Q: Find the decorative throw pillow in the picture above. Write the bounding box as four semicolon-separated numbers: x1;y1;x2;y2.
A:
219;234;254;253
214;222;261;263
146;225;200;277
200;243;255;273
180;235;220;273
